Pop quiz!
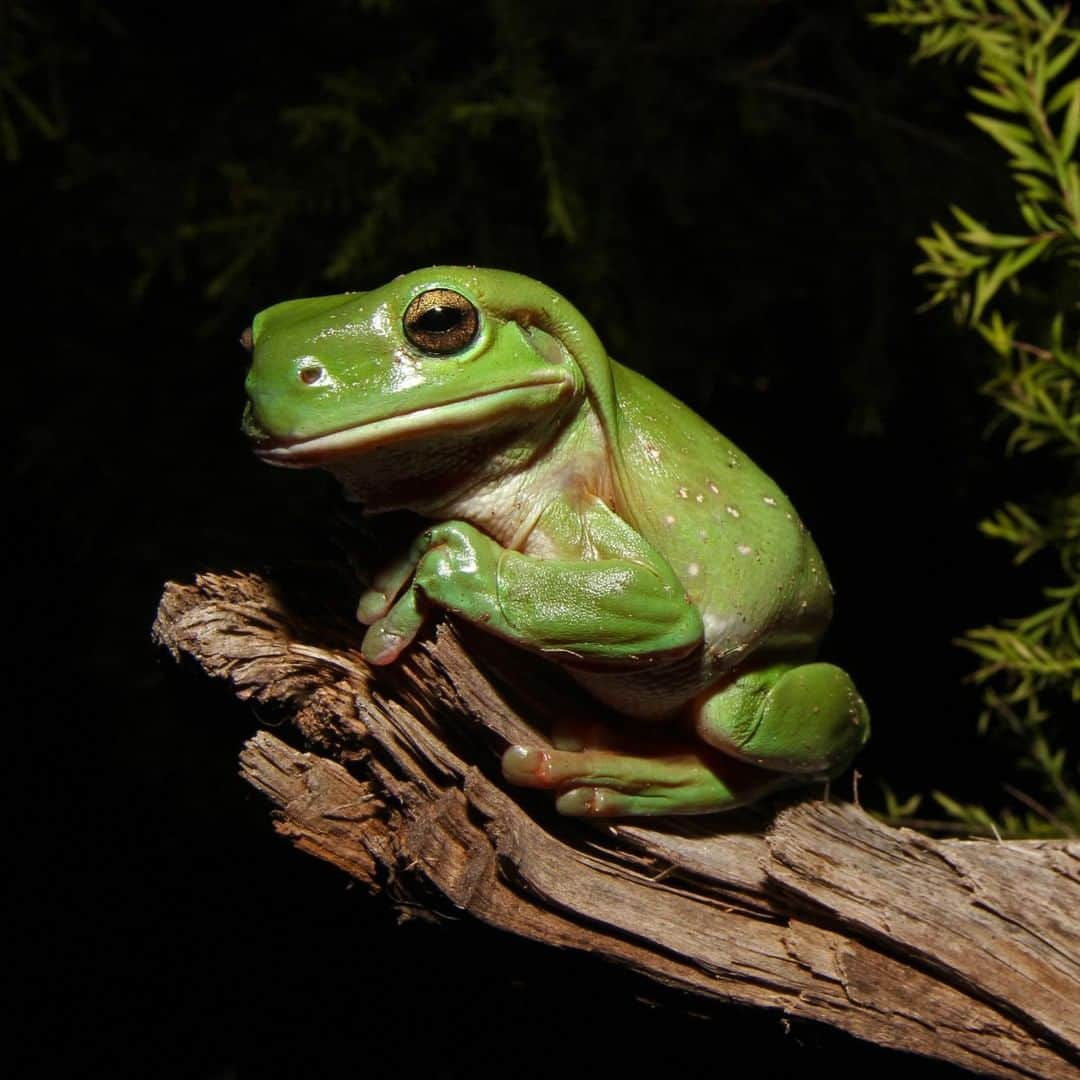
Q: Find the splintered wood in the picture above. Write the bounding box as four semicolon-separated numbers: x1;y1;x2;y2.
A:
154;569;1080;1079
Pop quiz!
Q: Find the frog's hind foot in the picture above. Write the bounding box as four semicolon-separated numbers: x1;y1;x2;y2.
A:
501;743;789;816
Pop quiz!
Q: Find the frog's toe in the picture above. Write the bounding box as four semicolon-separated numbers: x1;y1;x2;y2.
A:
502;744;670;791
356;586;393;625
501;746;574;787
360;588;427;665
554;786;667;817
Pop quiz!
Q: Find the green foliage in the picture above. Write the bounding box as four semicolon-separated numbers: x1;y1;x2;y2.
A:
90;0;971;375
0;1;65;161
877;779;1075;836
126;2;596;318
874;0;1079;835
0;1;119;162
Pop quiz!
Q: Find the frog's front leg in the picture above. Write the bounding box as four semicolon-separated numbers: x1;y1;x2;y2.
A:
693;662;870;777
357;507;704;666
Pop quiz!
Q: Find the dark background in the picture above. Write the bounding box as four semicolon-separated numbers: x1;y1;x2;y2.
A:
10;2;1047;1076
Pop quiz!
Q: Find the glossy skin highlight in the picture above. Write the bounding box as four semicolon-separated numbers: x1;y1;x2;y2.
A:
243;267;869;816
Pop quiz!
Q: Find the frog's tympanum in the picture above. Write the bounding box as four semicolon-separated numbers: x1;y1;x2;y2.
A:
242;267;869;816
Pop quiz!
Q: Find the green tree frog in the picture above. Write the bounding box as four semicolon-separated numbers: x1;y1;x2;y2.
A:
242;267;869;816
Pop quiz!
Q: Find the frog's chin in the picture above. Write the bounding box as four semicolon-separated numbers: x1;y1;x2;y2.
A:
252;380;570;467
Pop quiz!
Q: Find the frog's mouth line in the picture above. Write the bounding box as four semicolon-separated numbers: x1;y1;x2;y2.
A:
252;379;570;466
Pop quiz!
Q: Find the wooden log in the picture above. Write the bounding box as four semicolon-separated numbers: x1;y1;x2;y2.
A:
153;567;1080;1079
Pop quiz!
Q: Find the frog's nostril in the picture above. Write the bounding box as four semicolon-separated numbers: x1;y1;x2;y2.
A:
299;364;325;385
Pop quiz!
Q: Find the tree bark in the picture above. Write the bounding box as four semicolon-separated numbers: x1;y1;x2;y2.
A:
153;567;1080;1079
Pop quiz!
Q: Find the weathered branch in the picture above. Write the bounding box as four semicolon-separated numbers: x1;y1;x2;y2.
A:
153;567;1080;1079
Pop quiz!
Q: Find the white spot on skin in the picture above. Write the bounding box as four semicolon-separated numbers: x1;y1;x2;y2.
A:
687;562;700;577
708;481;720;495
644;442;661;461
737;544;752;556
726;505;741;518
695;494;704;503
763;496;777;507
663;514;676;526
702;610;734;642
370;304;392;337
677;487;689;499
388;356;426;391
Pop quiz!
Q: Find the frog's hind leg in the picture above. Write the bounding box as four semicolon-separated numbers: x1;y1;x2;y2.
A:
501;742;791;816
693;662;869;777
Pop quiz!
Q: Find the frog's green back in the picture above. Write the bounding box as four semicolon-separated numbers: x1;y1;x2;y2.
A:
475;268;835;670
607;361;834;670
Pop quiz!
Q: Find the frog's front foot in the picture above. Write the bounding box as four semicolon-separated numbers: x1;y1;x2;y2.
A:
501;743;791;816
357;536;430;664
357;520;503;665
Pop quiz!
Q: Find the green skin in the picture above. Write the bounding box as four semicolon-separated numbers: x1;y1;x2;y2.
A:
243;267;869;816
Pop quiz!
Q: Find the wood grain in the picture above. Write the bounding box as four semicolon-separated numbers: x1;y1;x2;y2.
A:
154;568;1080;1079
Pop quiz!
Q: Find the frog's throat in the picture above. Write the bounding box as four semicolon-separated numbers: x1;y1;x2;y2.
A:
253;379;571;467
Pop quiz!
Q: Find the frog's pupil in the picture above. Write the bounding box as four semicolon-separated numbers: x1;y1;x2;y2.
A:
415;305;462;333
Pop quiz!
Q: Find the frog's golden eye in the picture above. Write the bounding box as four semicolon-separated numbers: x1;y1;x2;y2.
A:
403;289;479;354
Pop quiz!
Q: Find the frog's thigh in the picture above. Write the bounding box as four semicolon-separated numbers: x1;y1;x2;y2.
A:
501;744;788;816
694;663;870;776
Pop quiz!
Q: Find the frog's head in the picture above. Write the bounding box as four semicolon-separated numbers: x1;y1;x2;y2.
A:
243;267;614;507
